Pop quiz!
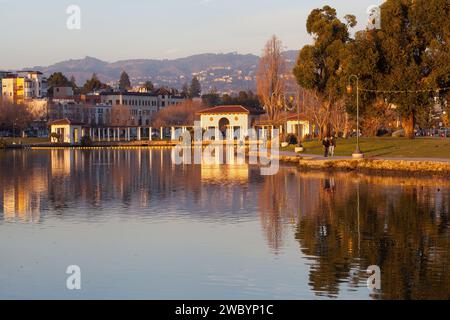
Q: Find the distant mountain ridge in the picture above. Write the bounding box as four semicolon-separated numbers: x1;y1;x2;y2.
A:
27;51;299;94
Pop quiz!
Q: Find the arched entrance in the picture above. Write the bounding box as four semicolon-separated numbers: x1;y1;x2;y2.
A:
218;117;230;138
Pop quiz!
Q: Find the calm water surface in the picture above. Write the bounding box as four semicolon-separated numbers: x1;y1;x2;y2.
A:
0;149;448;299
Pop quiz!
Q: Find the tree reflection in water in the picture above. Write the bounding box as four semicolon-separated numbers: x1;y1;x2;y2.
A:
0;149;448;299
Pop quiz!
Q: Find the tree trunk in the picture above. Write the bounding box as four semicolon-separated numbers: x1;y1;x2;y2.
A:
343;112;349;138
403;112;415;139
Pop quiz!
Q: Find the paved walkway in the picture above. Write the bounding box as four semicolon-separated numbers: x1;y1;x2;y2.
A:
278;151;450;163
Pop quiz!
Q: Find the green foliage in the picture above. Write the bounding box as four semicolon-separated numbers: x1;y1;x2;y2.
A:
189;77;201;98
295;2;449;139
294;6;355;102
201;90;261;108
221;91;260;108
50;132;62;143
345;0;449;137
181;83;189;98
285;134;298;145
69;76;80;94
48;72;71;87
119;71;131;91
82;73;109;94
144;81;154;92
0;138;7;149
202;88;221;106
81;135;93;146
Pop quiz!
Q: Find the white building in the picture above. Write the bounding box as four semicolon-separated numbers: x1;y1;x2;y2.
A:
49;119;88;144
198;105;262;140
285;114;311;138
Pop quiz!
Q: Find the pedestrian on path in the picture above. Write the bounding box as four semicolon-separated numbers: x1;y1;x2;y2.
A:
322;137;330;157
329;136;336;157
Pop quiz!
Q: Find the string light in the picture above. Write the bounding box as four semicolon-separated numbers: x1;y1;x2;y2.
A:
357;87;450;94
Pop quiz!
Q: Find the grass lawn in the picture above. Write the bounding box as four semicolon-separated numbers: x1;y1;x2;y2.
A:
1;137;49;144
283;137;450;159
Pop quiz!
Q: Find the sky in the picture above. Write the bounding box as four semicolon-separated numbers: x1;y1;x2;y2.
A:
0;0;384;69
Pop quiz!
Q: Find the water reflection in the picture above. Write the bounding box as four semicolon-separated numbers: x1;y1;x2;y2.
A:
0;149;448;299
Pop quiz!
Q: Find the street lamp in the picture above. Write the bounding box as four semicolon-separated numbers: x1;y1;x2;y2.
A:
283;92;303;148
347;75;364;159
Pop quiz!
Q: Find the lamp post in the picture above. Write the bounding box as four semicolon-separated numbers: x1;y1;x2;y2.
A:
347;75;364;159
283;92;303;148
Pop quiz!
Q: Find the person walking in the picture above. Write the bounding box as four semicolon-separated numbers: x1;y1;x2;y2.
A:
329;136;336;157
322;137;330;157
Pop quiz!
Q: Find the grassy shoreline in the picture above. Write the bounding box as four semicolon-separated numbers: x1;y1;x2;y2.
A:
277;156;450;176
283;137;450;159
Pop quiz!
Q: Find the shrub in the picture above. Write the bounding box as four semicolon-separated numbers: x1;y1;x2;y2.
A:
50;132;62;143
81;135;93;146
0;138;7;149
285;134;298;145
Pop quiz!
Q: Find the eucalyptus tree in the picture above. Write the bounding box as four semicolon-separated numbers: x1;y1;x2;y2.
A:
293;6;356;138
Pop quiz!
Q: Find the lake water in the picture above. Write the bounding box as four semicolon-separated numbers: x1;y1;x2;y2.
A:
0;149;448;300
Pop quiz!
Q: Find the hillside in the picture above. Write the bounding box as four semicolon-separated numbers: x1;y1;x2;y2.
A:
28;51;299;94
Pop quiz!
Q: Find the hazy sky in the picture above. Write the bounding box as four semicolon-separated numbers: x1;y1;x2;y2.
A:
0;0;384;69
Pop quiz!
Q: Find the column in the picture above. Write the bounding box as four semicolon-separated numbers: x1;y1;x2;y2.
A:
149;127;152;141
97;128;101;141
137;127;141;141
215;127;220;141
171;127;176;141
160;127;164;140
107;128;110;142
127;128;131;141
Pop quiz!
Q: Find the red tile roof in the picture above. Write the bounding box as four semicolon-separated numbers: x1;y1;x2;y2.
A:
197;105;251;115
49;119;88;126
285;113;309;121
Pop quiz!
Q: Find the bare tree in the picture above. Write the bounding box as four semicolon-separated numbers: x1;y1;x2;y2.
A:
257;35;287;124
303;90;330;140
111;105;132;126
329;99;348;137
151;100;204;128
0;102;33;135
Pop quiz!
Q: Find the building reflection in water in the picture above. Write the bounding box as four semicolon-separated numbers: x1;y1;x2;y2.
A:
0;149;448;299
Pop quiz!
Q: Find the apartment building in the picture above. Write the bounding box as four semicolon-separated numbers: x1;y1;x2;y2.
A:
0;71;11;98
1;71;47;104
100;90;185;126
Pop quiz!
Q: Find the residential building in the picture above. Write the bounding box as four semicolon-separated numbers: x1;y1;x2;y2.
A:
1;71;47;104
47;86;74;99
100;90;185;126
0;71;12;98
48;99;112;126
